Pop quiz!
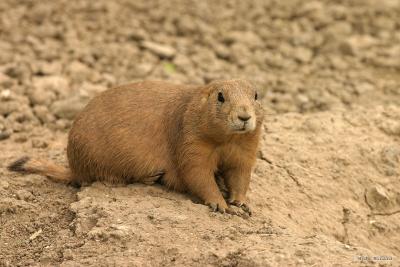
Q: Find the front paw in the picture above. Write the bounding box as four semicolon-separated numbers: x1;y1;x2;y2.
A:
206;201;229;214
228;199;252;216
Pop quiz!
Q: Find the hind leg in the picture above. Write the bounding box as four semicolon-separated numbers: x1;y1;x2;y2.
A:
140;171;165;185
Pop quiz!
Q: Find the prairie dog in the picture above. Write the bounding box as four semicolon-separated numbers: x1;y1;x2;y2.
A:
8;79;264;214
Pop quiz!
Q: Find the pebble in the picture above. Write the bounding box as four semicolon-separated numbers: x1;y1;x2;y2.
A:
365;185;393;211
16;189;35;201
141;41;176;59
0;130;11;141
33;76;70;97
32;139;48;149
50;96;89;120
0;180;9;189
29;229;43;241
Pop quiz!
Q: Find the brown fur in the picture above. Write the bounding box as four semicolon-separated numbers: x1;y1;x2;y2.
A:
8;79;264;213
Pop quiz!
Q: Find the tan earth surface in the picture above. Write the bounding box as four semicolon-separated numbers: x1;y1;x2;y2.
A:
1;0;400;266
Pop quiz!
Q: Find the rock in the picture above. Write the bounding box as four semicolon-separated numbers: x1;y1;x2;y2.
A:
32;61;62;75
29;229;42;241
131;63;154;78
324;22;352;38
32;76;70;97
230;43;252;67
213;43;230;60
66;61;93;83
16;189;35;201
365;185;393;211
14;134;28;143
0;180;9;190
0;130;11;141
63;249;74;260
173;54;192;70
6;107;36;124
101;73;116;87
53;119;71;130
354;82;374;95
32;139;48;149
0;72;14;88
293;47;313;63
141;41;176;59
33;105;56;124
28;88;56;106
0;89;12;101
296;1;324;17
0;101;19;116
223;31;263;49
81;82;106;97
378;119;400;136
3;62;31;83
50;95;89;120
339;35;377;56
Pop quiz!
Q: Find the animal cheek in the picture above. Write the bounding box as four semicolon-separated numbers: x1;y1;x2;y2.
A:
247;119;257;131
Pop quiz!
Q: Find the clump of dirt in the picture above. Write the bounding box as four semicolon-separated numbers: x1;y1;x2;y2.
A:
0;0;400;266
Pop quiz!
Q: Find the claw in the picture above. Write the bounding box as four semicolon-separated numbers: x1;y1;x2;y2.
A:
207;203;227;214
228;200;252;216
226;207;239;216
208;203;218;212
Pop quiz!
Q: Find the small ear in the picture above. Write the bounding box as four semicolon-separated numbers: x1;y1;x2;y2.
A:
199;84;214;99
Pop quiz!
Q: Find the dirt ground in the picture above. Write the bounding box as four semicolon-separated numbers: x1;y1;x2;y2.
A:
1;0;400;266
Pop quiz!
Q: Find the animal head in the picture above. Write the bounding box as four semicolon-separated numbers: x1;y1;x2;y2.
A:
199;79;264;137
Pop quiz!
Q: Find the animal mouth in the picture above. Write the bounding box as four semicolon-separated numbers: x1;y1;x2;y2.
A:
234;124;248;133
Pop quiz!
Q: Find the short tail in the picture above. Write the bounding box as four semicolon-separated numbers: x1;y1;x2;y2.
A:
8;156;72;183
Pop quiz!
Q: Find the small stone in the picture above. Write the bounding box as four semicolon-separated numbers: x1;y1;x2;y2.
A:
0;180;9;189
379;119;400;136
53;119;70;130
16;189;34;201
32;139;48;149
63;249;74;260
339;35;377;56
293;47;313;63
0;130;10;141
141;41;176;59
33;105;56;124
32;76;70;97
0;101;19;116
81;82;106;97
14;134;28;143
296;1;324;16
381;146;400;167
365;185;393;211
28;88;56;106
0;72;14;88
33;61;62;75
66;61;93;84
213;43;230;60
0;89;11;101
223;31;263;49
354;82;374;95
29;229;43;241
50;96;89;120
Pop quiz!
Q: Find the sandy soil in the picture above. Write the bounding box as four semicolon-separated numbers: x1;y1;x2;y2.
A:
1;0;400;266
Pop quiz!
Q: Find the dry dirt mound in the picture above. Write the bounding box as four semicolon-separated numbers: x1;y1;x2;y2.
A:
1;106;399;266
1;0;400;266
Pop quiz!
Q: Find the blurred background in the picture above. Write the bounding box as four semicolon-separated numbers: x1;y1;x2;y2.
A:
0;0;399;139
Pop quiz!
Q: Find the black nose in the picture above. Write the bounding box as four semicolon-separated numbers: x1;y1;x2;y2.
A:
238;115;251;122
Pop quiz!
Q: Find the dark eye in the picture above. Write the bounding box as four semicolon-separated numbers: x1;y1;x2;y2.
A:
255;92;258;100
218;92;225;103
